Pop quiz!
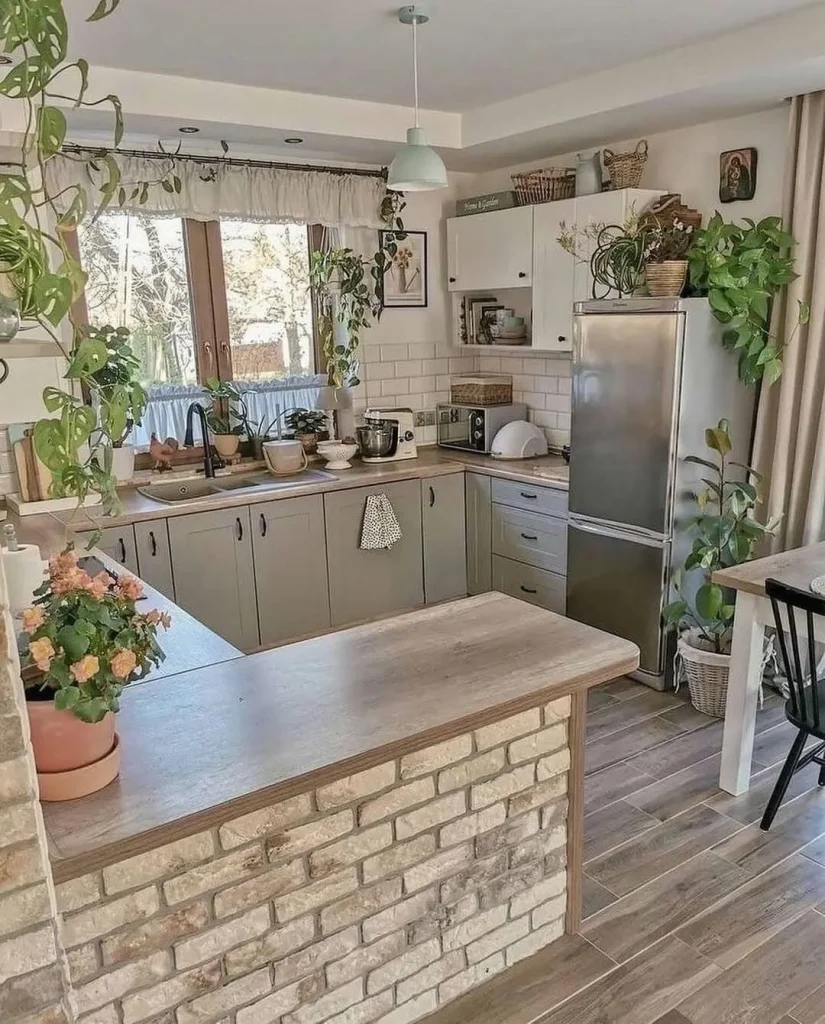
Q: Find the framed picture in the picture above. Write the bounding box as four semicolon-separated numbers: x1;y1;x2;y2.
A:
720;148;757;203
379;230;428;308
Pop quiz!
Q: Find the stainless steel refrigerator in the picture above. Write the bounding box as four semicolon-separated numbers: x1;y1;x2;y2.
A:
566;298;754;690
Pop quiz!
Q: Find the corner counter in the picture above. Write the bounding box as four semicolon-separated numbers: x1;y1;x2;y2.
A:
42;594;636;1024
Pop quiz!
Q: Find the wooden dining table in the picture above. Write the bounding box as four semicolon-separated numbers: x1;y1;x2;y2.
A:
713;541;825;795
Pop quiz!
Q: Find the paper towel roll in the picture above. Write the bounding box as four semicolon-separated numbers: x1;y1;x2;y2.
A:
2;545;46;615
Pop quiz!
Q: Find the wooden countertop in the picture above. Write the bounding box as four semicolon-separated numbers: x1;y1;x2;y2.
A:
43;593;638;881
713;542;825;597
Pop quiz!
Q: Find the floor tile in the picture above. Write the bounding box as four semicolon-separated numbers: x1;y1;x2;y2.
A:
584;762;653;816
586;804;743;896
676;911;825;1024
752;720;820;769
712;786;825;876
788;972;825;1024
582;851;750;964
800;831;825;867
675;854;825;967
421;934;615;1024
583;800;659;863
706;762;817;825
588;689;619;712
538;936;720;1024
586;717;683;776
582;874;617;919
586;690;683;745
657;702;720;734
626;755;726;822
626;722;725;779
597;677;650;701
651;1014;692;1024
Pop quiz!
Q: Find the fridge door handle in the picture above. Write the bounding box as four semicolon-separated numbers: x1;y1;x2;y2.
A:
568;517;667;549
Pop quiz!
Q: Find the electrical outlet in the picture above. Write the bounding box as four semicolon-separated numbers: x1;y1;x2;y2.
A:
424;410;436;426
414;411;427;427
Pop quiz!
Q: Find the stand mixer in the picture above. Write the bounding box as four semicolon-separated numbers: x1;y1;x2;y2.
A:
356;408;418;463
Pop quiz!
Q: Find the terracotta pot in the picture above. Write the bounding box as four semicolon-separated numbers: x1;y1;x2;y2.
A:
37;735;121;802
213;433;240;458
26;699;116;773
296;432;318;456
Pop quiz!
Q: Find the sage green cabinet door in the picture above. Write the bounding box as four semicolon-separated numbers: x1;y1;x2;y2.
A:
97;526;138;575
422;474;467;603
465;472;492;595
134;519;175;601
324;480;424;628
168;507;258;651
252;494;330;647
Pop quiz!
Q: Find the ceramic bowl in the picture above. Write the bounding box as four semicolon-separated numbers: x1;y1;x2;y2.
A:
317;441;358;470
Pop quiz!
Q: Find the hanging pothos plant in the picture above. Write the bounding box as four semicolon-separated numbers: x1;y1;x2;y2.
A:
309;193;406;389
0;0;176;515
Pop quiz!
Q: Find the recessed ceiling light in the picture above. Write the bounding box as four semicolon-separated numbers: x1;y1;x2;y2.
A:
284;137;304;145
0;56;12;65
178;126;200;134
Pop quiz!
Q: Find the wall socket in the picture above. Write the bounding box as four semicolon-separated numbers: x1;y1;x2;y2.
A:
414;410;436;427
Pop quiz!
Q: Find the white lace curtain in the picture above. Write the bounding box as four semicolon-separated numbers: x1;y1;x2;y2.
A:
45;151;387;228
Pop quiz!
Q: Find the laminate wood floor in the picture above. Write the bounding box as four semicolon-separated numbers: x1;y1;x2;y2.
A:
423;678;825;1024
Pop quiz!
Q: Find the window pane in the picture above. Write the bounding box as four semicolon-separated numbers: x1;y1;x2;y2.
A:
219;221;314;380
78;213;198;385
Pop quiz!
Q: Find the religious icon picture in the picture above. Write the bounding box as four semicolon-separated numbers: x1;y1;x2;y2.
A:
719;148;757;203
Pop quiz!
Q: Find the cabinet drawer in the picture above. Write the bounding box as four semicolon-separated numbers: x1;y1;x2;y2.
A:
491;478;568;518
492;504;567;574
492;556;566;614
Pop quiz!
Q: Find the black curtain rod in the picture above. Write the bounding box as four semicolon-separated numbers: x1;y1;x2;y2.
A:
61;144;388;180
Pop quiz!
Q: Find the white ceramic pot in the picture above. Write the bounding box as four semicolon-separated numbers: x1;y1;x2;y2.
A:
213;434;240;458
262;439;308;476
111;445;135;483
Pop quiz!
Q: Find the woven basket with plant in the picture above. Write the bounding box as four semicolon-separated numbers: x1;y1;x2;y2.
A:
641;217;695;297
663;420;777;718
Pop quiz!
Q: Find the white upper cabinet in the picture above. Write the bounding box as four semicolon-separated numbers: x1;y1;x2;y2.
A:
447;206;533;292
531;197;576;353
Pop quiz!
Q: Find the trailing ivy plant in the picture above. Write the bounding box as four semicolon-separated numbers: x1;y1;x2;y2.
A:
309;193;406;389
663;419;777;654
0;0;175;515
688;214;809;386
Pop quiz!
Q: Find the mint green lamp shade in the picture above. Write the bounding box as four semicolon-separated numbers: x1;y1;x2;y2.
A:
388;127;448;191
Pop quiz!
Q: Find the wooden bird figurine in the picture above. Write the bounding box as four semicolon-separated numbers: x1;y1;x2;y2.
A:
150;434;179;472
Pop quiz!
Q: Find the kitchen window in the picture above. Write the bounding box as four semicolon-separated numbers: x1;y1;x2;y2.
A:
77;212;321;385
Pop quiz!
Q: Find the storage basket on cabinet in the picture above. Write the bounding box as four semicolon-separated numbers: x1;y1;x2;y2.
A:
450;375;513;406
511;167;576;206
604;140;648;189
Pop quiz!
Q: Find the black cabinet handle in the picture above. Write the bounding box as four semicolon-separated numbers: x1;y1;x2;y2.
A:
558;335;567;342
118;537;126;563
520;491;538;500
520;585;538;595
260;513;267;537
236;517;243;541
520;533;538;541
149;530;157;557
429;486;435;508
449;276;456;283
518;271;527;278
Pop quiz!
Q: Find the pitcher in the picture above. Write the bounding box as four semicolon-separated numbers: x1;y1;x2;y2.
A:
575;151;603;196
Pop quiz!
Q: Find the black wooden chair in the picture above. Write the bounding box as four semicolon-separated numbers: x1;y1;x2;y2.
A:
761;577;825;831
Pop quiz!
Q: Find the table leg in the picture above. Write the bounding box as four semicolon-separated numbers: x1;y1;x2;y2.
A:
720;592;765;795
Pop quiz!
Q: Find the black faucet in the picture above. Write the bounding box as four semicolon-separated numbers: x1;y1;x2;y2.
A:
183;401;222;478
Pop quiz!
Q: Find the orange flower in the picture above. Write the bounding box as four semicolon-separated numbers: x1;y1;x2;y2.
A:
109;648;137;680
159;612;172;630
70;654;99;684
21;607;45;633
116;575;144;602
51;567;93;596
144;609;162;626
49;549;77;579
88;572;111;600
29;637;55;672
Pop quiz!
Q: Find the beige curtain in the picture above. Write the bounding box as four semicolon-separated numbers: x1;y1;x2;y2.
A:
753;93;825;550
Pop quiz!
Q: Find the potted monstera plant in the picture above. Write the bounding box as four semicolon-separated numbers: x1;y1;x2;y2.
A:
20;548;170;801
663;420;776;717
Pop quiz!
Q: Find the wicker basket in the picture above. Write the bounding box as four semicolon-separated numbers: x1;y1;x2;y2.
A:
603;139;648;190
677;634;730;718
450;375;513;406
645;260;687;297
511;167;576;206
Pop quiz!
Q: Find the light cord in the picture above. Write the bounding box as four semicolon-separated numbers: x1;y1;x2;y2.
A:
412;14;419;128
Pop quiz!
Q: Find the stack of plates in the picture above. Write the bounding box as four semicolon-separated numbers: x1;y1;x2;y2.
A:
496;329;527;345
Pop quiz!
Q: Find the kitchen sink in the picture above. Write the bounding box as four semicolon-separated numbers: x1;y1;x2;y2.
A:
138;469;336;505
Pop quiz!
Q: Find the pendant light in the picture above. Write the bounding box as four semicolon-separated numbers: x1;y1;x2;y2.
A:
387;6;448;192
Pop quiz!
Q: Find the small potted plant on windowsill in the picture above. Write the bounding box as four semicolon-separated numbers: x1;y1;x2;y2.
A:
203;378;246;459
663;419;777;718
283;408;329;457
20;548;170;801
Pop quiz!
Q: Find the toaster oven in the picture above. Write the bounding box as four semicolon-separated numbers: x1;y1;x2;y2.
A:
436;403;527;454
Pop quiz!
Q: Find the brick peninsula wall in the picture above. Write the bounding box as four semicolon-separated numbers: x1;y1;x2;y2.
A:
0;558;572;1024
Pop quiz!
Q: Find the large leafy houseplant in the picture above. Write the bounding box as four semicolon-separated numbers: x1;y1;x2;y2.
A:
557;216;648;298
688;214;809;386
663;420;775;654
0;0;175;514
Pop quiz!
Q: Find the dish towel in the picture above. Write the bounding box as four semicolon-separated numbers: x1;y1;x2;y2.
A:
360;492;403;550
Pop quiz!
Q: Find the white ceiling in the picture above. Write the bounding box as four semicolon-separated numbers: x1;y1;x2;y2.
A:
67;0;819;112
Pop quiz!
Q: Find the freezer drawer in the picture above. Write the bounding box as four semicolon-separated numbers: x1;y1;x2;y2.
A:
492;556;566;614
492;504;567;574
566;521;670;677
